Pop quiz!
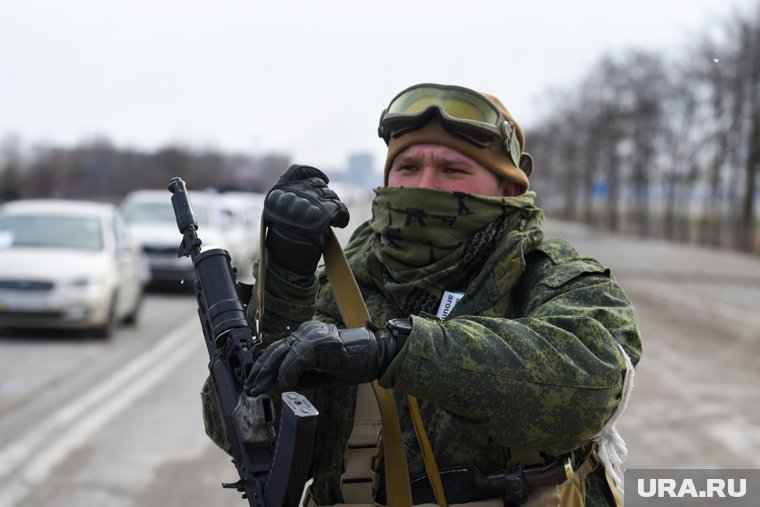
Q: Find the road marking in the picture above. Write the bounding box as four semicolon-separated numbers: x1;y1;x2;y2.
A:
0;319;202;507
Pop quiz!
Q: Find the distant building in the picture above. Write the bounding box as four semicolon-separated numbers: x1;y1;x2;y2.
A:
234;153;291;192
346;152;381;189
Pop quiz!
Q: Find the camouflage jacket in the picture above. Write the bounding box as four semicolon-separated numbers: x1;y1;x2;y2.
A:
202;215;642;506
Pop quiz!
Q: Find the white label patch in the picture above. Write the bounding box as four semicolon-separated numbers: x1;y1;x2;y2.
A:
436;291;464;320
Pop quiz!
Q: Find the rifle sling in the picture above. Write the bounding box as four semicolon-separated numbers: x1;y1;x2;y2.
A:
256;215;266;324
323;230;412;505
325;229;447;506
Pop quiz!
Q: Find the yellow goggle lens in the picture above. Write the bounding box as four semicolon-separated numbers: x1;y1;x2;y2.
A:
387;87;500;125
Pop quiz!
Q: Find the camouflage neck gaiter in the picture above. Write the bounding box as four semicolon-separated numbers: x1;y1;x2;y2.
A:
369;187;541;316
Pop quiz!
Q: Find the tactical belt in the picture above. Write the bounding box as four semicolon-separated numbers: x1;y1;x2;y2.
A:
376;454;589;505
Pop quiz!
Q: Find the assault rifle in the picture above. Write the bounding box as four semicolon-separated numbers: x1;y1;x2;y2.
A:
168;177;318;507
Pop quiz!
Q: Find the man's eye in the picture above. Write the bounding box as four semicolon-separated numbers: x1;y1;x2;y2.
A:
443;167;466;174
397;165;418;172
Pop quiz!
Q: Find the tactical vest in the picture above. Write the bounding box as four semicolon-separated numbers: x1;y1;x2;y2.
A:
304;235;625;507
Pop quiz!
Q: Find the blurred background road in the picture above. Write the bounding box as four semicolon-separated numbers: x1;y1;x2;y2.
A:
0;200;758;507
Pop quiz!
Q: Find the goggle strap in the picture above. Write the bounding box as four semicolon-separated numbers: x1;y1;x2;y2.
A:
501;122;521;167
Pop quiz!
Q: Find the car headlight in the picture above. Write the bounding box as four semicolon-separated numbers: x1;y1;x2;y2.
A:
70;271;107;288
70;276;94;287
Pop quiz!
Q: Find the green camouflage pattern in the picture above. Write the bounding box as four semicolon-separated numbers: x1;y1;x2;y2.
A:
368;188;543;319
201;193;642;506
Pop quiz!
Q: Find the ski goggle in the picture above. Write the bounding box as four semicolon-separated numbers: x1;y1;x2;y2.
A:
377;83;522;167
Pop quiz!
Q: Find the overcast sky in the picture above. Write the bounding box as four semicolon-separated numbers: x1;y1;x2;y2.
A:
1;0;757;174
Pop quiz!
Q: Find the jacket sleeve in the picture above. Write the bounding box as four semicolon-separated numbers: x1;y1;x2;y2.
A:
201;262;320;451
378;247;642;455
245;262;320;344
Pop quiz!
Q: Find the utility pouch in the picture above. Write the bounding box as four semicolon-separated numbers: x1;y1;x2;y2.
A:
521;448;599;507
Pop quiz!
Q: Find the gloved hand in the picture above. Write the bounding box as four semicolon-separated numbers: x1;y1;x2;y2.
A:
245;320;406;396
263;165;350;277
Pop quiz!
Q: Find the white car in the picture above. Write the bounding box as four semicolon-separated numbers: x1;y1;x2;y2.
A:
0;199;147;337
221;191;265;270
120;189;241;286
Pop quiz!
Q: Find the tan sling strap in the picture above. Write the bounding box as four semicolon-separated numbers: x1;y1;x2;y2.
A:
256;219;404;502
323;229;414;506
406;394;448;506
324;230;448;507
255;215;267;323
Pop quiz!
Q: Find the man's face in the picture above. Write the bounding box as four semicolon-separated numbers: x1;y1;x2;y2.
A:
387;144;520;197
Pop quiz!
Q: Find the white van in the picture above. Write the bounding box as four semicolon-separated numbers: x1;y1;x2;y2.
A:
120;189;244;286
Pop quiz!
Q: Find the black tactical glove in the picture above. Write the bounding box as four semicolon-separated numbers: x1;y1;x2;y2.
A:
263;165;350;278
245;320;409;396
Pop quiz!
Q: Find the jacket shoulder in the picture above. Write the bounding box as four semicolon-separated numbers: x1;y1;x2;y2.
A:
517;237;611;302
532;236;584;264
530;237;608;273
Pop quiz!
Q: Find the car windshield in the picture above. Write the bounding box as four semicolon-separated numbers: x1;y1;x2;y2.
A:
123;201;209;226
0;214;104;251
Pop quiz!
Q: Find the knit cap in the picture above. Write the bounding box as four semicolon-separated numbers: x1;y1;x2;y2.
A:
383;90;531;192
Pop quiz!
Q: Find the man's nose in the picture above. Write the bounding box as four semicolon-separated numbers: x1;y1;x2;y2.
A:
417;167;440;189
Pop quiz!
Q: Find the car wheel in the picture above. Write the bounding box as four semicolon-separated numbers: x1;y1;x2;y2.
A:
91;293;118;338
123;289;143;326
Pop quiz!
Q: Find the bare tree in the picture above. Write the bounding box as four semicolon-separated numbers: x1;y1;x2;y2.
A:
526;88;586;218
1;135;23;202
621;51;669;237
582;55;631;232
658;66;704;243
737;8;760;252
518;2;760;254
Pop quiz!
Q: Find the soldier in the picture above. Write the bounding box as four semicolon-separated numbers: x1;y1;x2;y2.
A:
203;83;642;506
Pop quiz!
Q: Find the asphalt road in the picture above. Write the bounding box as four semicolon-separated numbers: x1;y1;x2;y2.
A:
0;207;758;507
